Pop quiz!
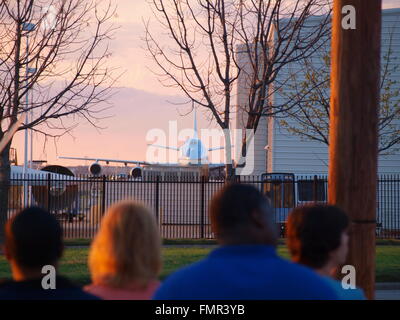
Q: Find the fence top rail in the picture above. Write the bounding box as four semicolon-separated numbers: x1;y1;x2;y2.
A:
8;173;400;183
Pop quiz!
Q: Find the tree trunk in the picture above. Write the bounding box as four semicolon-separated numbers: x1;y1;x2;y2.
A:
223;128;235;180
225;163;235;181
235;128;256;177
0;143;11;245
329;0;381;300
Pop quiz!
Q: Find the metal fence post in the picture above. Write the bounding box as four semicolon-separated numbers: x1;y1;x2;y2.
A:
155;175;160;225
102;175;106;216
47;173;51;212
313;175;318;203
18;173;400;240
200;175;205;239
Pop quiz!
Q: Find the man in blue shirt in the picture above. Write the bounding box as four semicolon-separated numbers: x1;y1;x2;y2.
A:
154;184;338;300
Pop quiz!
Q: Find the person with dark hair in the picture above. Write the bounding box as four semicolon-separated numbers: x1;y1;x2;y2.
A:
286;204;365;300
0;207;98;300
153;184;338;300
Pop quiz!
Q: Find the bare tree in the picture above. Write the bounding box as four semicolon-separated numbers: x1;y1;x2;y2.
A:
144;0;331;178
0;0;118;242
280;27;400;154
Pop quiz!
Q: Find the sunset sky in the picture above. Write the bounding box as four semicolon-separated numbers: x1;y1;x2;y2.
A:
11;0;400;168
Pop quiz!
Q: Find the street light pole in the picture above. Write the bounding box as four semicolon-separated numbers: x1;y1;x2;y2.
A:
27;68;36;169
24;33;29;170
22;22;36;207
30;105;33;168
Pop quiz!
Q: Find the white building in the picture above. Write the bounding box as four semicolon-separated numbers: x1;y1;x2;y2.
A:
235;8;400;176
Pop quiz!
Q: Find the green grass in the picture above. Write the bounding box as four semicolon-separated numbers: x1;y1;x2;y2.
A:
376;246;400;282
64;238;400;247
0;246;399;285
62;238;219;246
160;247;212;280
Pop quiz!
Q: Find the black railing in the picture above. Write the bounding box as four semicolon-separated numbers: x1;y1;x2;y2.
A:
6;174;400;239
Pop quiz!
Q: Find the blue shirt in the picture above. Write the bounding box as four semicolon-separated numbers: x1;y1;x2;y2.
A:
154;245;338;300
323;276;366;300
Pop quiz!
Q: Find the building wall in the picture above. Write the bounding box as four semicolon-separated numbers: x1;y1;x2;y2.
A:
270;8;400;175
235;45;268;176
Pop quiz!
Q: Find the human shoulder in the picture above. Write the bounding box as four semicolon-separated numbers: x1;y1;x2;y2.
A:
153;258;212;300
0;277;99;300
323;276;366;300
85;281;159;300
0;278;15;288
269;260;339;299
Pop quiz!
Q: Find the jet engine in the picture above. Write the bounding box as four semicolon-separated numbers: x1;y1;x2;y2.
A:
31;165;78;212
130;167;142;178
89;162;102;176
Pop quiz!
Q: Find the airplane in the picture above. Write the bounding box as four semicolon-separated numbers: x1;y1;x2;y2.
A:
59;108;226;178
3;115;74;181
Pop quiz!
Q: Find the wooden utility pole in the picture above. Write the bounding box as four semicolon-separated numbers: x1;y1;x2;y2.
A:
329;0;381;299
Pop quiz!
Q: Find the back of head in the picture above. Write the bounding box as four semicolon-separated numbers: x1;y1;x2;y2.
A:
210;183;278;245
5;207;63;269
286;204;349;269
89;201;162;288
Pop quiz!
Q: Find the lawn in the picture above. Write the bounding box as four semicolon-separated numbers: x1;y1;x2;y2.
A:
0;246;398;285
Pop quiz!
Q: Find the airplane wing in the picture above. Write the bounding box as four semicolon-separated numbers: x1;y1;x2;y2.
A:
208;146;225;151
147;144;180;151
58;156;151;166
209;163;226;168
59;157;224;168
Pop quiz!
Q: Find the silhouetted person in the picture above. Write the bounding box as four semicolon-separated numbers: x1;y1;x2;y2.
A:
287;205;365;300
154;184;338;299
0;207;98;300
85;201;162;299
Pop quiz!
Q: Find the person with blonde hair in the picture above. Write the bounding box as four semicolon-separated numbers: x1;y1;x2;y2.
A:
84;201;162;300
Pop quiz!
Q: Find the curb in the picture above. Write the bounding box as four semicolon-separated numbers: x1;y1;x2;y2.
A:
376;282;400;290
